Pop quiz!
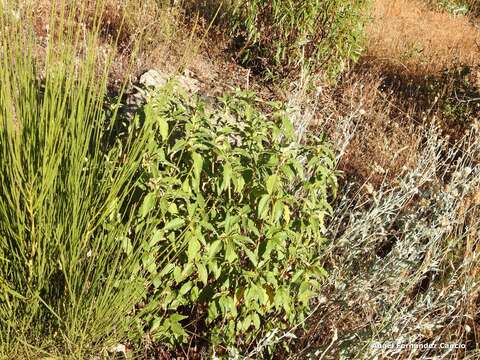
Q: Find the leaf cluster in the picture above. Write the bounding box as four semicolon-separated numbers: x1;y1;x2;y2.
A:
130;84;337;353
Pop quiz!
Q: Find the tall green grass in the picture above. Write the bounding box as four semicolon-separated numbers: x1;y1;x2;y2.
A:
0;2;158;357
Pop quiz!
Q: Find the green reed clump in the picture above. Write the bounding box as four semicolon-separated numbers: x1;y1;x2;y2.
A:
0;2;161;357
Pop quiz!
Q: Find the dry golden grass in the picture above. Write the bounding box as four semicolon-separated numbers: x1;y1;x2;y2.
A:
366;0;480;75
309;70;421;188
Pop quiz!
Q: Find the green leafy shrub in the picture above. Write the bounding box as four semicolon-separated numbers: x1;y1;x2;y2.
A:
224;0;366;79
131;84;337;353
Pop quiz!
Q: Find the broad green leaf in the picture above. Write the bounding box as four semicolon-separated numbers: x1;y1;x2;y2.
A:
188;237;201;261
281;164;295;180
283;204;291;224
149;229;163;247
140;193;156;218
266;174;279;194
181;263;195;278
258;194;270;218
121;236;133;255
282;116;295;138
182;178;191;194
235;175;245;194
159;263;175;277
179;281;193;296
207;240;223;259
225;240;237;263
158;116;169;141
150;317;161;333
244;248;258;267
222;162;232;191
192;152;203;179
173;266;183;284
273;200;284;222
197;263;208;286
163;218;185;231
168;202;178;214
252;312;261;329
298;281;312;304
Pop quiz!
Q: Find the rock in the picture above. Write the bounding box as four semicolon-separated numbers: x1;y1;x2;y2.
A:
139;69;201;94
108;343;127;359
139;69;168;89
178;73;201;94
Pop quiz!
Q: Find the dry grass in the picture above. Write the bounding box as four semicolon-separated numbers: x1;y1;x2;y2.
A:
300;70;421;188
26;0;172;47
331;73;420;188
366;0;480;75
16;0;186;85
286;1;480;189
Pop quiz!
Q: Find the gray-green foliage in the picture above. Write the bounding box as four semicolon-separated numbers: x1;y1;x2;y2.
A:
225;0;366;79
430;0;479;15
130;84;337;352
0;2;157;357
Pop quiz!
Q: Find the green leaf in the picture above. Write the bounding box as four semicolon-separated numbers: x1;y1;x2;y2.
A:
140;193;156;218
207;240;223;259
192;152;203;179
298;280;313;304
121;236;133;255
163;218;185;231
252;312;261;329
170;313;188;322
225;240;237;263
181;263;195;279
173;266;183;284
266;174;279;194
282;116;295;138
283;204;291;224
179;281;193;296
149;229;163;247
197;263;208;286
243;314;252;331
159;263;175;277
158;116;169;141
150;317;161;333
222;162;232;191
281;164;295;180
235;175;245;194
168;202;178;214
257;194;270;219
273;200;284;222
142;253;157;275
188;237;201;261
182;178;191;194
244;248;258;266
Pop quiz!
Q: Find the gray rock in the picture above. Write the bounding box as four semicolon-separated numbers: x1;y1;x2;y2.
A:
139;69;168;89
